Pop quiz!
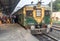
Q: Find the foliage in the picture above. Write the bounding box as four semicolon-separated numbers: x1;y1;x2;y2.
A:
49;0;60;12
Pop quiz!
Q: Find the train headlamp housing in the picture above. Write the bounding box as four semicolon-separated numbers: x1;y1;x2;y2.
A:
47;24;51;28
42;20;45;23
31;25;35;30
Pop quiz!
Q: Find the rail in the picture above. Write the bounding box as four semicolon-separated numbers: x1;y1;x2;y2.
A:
52;25;60;28
33;33;58;41
43;33;58;41
43;25;60;41
52;25;60;30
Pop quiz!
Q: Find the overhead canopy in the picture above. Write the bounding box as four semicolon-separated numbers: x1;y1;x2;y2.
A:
0;0;20;15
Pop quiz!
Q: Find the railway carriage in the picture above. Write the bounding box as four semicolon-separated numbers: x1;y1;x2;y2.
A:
13;2;52;34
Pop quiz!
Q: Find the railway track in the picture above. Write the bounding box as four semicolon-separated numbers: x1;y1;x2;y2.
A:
33;33;57;41
43;33;58;41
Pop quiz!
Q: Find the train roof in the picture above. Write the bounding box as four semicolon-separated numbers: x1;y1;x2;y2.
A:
25;4;50;10
12;2;50;15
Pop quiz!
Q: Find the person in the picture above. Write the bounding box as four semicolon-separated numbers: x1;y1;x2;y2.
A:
15;15;18;23
46;24;51;33
7;17;10;23
0;17;2;24
2;16;7;23
12;16;16;23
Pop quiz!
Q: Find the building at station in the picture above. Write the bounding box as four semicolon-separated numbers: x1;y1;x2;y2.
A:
51;12;60;23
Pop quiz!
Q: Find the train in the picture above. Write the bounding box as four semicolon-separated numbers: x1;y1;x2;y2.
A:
13;2;52;34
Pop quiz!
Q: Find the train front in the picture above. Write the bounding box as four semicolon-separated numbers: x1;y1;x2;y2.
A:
30;7;45;34
23;2;51;34
24;5;47;34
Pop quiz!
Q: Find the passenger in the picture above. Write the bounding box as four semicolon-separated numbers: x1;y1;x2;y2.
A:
0;17;2;24
3;16;7;23
15;15;18;23
2;16;5;23
10;16;12;23
2;17;3;23
8;16;11;23
14;16;17;23
9;16;12;23
1;16;3;23
6;17;10;24
12;16;16;23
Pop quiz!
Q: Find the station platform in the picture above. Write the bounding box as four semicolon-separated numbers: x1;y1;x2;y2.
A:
0;24;39;41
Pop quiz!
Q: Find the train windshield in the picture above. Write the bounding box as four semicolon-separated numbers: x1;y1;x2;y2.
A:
45;10;51;16
36;10;41;17
26;10;33;17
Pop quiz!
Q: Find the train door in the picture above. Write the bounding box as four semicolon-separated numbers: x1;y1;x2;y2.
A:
44;10;51;33
44;10;51;24
18;14;24;24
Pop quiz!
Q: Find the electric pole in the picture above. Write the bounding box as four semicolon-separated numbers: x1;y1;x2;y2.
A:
50;0;53;27
51;0;53;14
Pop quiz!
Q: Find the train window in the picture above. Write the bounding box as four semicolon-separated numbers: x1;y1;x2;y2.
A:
45;10;50;16
26;10;33;17
36;10;41;17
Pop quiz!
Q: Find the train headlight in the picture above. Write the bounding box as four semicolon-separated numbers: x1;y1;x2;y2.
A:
31;25;35;30
47;24;51;28
42;20;45;23
47;24;51;33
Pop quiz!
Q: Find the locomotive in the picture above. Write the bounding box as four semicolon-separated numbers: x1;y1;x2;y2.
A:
13;2;52;34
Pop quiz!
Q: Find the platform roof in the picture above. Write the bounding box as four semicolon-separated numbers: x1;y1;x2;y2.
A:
0;0;20;15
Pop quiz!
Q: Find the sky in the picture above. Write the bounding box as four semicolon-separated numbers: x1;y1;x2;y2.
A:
11;0;55;15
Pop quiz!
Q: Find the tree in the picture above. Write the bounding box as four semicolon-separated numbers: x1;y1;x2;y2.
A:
49;0;60;12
